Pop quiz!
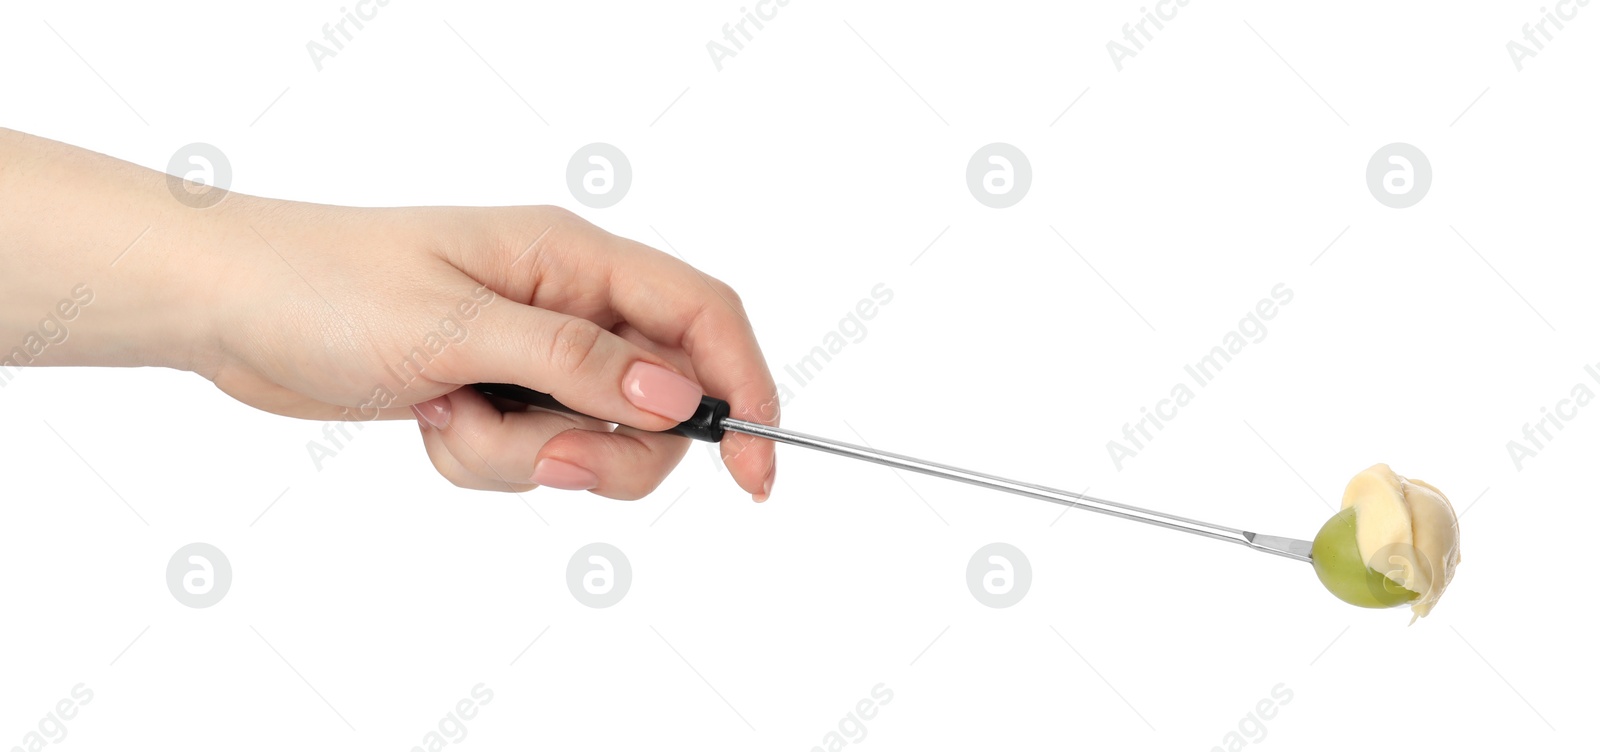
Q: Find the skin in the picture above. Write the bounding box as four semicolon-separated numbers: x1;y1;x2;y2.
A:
0;128;778;500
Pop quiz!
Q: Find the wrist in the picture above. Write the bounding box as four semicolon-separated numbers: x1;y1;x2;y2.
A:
169;193;303;379
89;176;267;376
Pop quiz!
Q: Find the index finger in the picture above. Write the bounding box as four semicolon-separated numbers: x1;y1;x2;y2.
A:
585;229;779;500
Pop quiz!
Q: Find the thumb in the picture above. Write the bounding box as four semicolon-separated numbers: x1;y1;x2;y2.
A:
444;301;703;432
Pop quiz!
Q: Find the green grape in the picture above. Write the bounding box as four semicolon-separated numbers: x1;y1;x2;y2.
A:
1311;507;1419;609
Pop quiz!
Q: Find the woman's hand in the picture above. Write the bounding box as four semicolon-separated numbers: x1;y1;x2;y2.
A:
210;202;779;500
0;129;778;501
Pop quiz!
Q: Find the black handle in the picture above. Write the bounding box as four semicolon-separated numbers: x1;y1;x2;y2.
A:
471;383;730;443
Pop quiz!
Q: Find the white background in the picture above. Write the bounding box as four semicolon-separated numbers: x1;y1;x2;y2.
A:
2;1;1596;749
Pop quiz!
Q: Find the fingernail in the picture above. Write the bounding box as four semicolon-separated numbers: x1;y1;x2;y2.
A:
754;461;775;503
531;458;599;491
622;362;701;422
411;396;452;429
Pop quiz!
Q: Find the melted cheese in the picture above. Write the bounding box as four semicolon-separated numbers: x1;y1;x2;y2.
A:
1340;464;1462;620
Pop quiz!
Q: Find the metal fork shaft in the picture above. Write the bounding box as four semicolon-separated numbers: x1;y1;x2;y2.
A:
721;418;1313;563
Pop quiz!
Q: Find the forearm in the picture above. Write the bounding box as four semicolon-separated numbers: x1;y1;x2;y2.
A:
0;128;231;374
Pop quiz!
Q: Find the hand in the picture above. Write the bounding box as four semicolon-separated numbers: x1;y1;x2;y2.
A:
0;129;778;501
206;201;780;500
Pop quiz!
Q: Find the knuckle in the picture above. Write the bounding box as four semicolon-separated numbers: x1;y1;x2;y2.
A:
454;451;494;480
439;438;499;486
426;450;476;489
499;206;586;267
425;449;454;479
545;317;605;378
536;206;594;246
424;434;531;493
537;204;582;226
708;278;744;309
